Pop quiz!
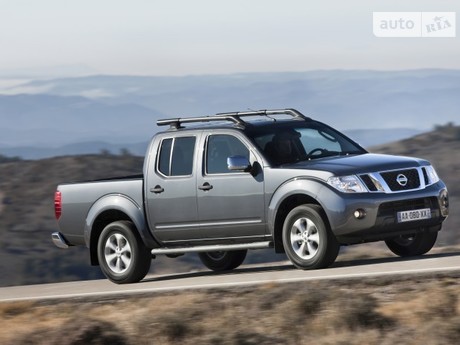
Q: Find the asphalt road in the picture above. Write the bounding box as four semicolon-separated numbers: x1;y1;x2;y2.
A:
1;251;459;302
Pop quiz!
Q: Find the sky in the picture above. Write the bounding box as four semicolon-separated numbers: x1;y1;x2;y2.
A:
0;0;459;76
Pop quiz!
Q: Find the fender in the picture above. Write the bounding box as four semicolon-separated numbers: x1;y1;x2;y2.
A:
267;177;330;234
84;193;156;248
268;176;377;236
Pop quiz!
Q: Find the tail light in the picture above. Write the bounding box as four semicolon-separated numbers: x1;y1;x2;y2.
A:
54;191;62;220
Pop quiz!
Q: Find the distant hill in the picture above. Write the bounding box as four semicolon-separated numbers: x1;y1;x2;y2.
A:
0;141;149;160
0;125;458;287
0;69;459;151
0;94;163;147
0;128;422;160
370;123;460;248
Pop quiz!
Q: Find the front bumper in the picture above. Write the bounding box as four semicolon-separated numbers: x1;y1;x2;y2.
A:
320;181;449;245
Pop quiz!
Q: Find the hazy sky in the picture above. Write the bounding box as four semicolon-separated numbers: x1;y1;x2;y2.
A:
1;0;459;76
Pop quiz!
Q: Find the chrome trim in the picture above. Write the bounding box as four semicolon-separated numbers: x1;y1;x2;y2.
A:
51;232;69;249
155;219;262;230
162;235;271;244
199;219;262;227
361;167;428;194
151;241;272;255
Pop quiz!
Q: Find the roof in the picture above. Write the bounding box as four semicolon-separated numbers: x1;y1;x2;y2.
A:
156;108;312;130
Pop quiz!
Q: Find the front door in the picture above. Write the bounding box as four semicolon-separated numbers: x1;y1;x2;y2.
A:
197;133;266;240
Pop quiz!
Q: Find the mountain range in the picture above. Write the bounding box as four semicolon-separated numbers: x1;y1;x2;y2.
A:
0;69;459;159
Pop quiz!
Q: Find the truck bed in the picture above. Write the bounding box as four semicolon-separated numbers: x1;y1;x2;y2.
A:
57;175;144;246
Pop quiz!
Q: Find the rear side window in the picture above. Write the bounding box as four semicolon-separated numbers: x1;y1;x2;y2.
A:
157;136;196;176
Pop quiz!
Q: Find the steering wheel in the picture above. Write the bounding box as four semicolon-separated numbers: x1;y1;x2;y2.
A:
307;148;327;156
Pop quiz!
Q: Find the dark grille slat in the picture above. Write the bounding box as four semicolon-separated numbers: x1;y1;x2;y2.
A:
380;169;420;191
360;174;377;192
422;167;429;185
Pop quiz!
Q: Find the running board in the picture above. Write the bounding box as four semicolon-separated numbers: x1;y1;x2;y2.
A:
151;241;272;256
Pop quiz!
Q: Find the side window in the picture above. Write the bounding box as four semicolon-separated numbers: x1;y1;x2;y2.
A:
171;137;195;176
158;138;172;176
206;135;249;174
157;136;196;177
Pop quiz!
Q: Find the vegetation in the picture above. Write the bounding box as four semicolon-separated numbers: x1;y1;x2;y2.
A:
1;272;459;345
434;122;460;140
0;154;21;163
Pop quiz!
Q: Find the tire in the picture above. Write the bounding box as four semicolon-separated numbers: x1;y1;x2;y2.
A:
282;204;339;270
385;231;438;257
97;221;151;284
198;250;247;271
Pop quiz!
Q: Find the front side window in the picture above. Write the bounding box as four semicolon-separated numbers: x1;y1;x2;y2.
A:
206;135;249;174
157;136;196;176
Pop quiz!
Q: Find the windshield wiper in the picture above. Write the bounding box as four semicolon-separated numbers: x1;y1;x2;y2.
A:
302;150;364;161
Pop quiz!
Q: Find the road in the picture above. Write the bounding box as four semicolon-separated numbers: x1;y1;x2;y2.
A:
0;252;459;302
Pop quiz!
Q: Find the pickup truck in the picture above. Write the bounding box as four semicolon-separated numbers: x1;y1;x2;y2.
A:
52;109;449;284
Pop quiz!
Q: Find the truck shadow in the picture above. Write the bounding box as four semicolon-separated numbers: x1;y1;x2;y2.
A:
142;250;460;284
333;250;460;268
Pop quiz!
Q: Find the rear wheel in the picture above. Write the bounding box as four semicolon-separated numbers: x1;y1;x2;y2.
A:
97;221;151;284
385;231;437;257
282;204;339;270
198;250;247;271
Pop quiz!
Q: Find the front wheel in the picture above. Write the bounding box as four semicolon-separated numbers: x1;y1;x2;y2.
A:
97;221;151;284
282;204;339;270
385;231;438;257
198;250;247;271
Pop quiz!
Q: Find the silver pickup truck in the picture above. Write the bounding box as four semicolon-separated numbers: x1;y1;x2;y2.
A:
53;109;449;284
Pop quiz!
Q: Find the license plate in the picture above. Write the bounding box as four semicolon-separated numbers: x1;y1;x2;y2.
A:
397;208;431;223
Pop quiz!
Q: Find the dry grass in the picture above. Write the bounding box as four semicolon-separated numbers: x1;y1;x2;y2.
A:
1;272;459;345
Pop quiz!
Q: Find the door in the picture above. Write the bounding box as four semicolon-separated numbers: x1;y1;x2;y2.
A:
197;133;266;240
145;135;199;242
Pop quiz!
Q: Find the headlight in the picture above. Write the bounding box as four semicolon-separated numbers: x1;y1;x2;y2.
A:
425;165;440;185
327;175;367;193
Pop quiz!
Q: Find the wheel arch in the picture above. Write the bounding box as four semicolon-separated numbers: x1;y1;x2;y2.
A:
268;178;331;253
84;194;153;266
272;194;321;253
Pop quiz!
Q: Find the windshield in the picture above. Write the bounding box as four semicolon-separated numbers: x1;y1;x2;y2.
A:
249;121;366;166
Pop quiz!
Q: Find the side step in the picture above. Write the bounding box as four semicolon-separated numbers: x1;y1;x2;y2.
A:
151;241;272;256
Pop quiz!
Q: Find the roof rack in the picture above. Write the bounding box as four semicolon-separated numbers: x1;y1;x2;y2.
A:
156;108;310;129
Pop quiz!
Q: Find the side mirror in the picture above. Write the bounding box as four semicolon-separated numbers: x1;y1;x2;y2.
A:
227;155;251;172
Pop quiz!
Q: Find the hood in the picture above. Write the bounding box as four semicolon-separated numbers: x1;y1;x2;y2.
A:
283;153;428;176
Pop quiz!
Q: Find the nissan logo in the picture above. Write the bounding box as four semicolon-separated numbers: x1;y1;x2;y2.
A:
396;174;408;186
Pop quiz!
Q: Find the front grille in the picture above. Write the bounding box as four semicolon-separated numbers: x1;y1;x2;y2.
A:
375;197;440;230
380;169;420;191
378;197;434;217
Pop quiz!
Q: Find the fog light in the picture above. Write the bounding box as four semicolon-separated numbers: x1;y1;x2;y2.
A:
354;209;366;219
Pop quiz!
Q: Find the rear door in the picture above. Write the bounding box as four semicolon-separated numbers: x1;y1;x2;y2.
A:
196;131;266;240
145;133;200;242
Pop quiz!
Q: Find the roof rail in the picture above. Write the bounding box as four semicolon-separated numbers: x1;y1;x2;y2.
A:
156;108;310;129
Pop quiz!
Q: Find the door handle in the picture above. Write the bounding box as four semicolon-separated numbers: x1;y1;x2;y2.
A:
150;185;164;194
198;182;213;191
